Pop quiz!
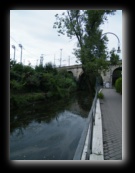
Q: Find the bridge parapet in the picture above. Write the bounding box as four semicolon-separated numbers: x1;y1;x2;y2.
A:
56;62;122;85
57;64;83;80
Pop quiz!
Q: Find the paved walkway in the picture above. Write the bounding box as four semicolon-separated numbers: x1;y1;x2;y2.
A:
100;88;122;160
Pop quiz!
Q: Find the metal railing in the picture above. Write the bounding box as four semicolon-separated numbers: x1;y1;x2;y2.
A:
73;87;100;160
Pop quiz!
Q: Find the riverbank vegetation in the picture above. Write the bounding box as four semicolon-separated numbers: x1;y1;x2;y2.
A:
10;60;77;109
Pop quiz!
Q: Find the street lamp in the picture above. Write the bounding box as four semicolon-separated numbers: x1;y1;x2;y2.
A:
117;46;121;53
101;32;121;88
102;32;121;53
12;45;16;61
18;44;23;64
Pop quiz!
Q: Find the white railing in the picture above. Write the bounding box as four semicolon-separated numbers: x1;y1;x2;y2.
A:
73;88;99;160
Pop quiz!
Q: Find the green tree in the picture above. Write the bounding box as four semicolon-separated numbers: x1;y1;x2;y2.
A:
53;10;116;91
53;10;84;48
109;48;120;65
44;62;57;74
35;64;45;73
11;63;24;75
53;10;115;65
23;74;40;92
10;59;17;69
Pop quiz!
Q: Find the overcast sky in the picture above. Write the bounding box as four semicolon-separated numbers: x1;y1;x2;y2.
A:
10;10;122;68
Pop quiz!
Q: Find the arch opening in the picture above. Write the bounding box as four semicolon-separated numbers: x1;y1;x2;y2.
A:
112;67;122;86
67;71;74;78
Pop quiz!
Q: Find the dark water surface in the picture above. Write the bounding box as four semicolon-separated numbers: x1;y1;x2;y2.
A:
10;91;93;160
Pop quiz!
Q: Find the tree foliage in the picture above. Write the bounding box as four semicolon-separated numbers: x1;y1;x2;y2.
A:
53;10;115;63
109;48;120;65
53;10;116;91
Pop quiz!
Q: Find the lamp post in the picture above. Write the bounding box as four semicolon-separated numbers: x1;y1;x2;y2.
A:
102;32;121;53
101;32;121;88
18;44;23;64
12;45;16;61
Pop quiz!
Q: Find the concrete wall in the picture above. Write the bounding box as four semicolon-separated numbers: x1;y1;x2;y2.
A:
100;64;122;88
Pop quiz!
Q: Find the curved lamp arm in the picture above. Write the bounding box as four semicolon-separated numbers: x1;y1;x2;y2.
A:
102;32;121;53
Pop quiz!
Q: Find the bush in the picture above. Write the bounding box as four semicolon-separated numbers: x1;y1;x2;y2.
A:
10;70;22;81
24;74;40;92
10;80;23;92
115;77;122;94
10;61;78;102
97;92;104;99
23;65;35;74
12;63;24;74
10;94;28;109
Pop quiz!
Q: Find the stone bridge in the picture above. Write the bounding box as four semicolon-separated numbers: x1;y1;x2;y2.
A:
57;62;122;88
58;64;83;80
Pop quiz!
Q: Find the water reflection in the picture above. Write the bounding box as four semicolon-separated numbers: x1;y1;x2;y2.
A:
10;91;93;160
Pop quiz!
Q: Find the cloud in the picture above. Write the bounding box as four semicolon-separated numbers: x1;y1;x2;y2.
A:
10;10;122;66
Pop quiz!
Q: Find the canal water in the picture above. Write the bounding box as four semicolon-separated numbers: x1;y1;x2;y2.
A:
10;91;93;160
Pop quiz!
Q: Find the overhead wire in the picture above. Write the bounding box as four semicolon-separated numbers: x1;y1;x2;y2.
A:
10;35;78;66
10;35;39;60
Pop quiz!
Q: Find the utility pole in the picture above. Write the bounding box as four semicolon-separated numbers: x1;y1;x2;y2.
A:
54;54;55;66
12;45;16;61
60;49;62;67
68;56;70;66
55;57;60;67
40;54;44;66
18;44;23;64
36;59;39;66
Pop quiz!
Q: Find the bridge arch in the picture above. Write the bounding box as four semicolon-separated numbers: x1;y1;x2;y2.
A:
67;71;74;78
66;66;83;80
101;64;122;88
78;70;84;80
112;67;122;86
57;63;122;87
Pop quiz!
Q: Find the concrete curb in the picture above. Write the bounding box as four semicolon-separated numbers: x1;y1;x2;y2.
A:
81;123;91;160
81;89;104;160
89;90;104;160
